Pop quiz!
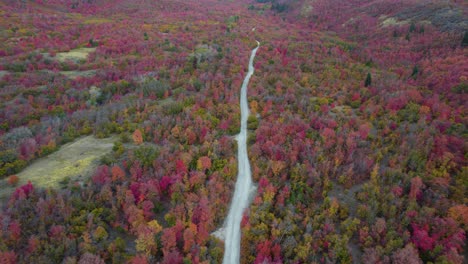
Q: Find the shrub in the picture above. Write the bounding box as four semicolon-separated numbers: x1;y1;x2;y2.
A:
247;115;259;130
134;146;159;167
398;102;420;123
7;175;19;186
139;78;169;98
164;102;184;115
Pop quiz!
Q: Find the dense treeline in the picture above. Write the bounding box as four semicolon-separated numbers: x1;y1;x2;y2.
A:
0;0;466;263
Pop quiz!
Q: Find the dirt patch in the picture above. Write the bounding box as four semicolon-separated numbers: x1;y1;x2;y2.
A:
56;47;96;63
0;136;116;202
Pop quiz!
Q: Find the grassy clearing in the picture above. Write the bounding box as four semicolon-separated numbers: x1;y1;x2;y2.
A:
380;17;410;27
0;71;8;79
56;47;96;62
83;17;113;24
60;70;97;79
0;136;117;202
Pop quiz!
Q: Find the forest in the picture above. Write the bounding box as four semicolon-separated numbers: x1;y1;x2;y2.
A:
0;0;466;263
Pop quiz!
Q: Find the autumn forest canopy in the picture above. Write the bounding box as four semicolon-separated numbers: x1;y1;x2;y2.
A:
0;0;467;263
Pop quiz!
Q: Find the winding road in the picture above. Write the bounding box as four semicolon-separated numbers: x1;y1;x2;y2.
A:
223;41;260;264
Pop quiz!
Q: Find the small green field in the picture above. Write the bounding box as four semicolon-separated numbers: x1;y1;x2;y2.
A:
0;136;116;202
55;47;96;62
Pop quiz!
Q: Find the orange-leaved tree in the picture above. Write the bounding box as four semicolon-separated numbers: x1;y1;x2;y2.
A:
133;129;143;145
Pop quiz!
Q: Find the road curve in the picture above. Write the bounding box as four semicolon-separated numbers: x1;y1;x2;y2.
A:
223;41;260;264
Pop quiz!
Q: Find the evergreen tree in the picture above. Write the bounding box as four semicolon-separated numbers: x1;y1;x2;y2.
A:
364;72;372;87
409;22;416;33
411;65;419;79
462;31;468;47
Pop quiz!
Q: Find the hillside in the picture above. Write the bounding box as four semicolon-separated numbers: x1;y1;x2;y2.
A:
0;0;466;263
